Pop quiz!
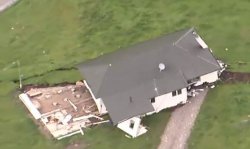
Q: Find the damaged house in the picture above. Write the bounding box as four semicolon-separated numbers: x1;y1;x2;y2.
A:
19;28;223;139
77;28;223;138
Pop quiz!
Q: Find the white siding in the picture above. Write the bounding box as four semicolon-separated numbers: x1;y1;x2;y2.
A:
152;88;187;113
84;80;108;115
117;117;147;138
195;71;219;86
97;98;108;114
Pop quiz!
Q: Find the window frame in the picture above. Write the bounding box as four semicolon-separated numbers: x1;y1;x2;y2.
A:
172;91;177;96
150;97;155;103
129;120;135;129
177;89;182;95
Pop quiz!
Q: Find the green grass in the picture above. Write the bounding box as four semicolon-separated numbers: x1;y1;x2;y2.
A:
0;0;82;81
22;69;83;85
0;82;65;149
61;110;170;149
81;111;170;149
1;0;250;83
0;0;250;148
188;83;250;149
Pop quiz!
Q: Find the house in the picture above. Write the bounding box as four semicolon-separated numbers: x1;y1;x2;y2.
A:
77;27;222;138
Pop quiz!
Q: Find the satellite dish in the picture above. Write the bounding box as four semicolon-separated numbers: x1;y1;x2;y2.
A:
158;63;166;71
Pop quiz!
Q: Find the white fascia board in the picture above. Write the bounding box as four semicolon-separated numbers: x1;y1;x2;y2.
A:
84;80;104;114
195;36;208;49
19;93;41;119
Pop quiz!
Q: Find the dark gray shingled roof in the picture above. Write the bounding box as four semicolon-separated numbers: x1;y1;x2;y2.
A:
77;27;221;125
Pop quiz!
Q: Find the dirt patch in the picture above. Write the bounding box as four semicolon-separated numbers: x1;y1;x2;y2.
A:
220;71;250;83
24;83;98;118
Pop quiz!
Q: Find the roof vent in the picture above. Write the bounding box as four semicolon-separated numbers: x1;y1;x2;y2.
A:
158;63;166;71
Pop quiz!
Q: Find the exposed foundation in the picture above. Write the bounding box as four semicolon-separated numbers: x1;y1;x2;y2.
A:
19;82;107;140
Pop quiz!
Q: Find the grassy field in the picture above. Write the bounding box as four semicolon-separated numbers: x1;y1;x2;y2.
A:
0;82;66;149
0;0;250;83
81;110;170;149
188;84;250;149
0;0;250;149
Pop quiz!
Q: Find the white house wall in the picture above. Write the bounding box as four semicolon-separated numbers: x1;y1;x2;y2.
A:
195;71;219;86
97;98;108;114
117;117;143;138
152;88;187;113
83;80;108;115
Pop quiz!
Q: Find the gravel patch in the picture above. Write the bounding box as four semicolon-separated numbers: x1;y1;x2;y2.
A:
158;89;208;149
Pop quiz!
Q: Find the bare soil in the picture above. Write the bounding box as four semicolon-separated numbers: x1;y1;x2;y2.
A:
24;83;98;118
21;82;102;139
220;71;250;83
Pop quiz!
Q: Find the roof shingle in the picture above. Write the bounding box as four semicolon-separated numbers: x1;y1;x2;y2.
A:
77;27;221;124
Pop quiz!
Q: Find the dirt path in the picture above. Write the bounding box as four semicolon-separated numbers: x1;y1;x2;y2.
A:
158;89;208;149
157;71;250;149
0;0;18;12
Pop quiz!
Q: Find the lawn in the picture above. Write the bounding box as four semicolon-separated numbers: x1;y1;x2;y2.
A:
188;83;250;149
78;110;170;149
0;82;66;149
0;0;250;149
0;0;250;83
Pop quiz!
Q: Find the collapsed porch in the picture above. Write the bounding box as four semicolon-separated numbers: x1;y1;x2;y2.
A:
19;82;108;140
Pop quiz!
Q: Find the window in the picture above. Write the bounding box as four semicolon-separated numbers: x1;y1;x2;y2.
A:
129;120;135;129
150;98;155;103
172;91;177;96
172;90;182;96
177;89;182;95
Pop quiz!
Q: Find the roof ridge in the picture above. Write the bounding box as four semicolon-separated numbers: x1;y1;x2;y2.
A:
174;27;194;45
173;28;220;69
175;43;219;69
94;64;110;97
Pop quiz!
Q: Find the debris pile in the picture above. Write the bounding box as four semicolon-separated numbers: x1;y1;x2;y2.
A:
19;81;107;140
